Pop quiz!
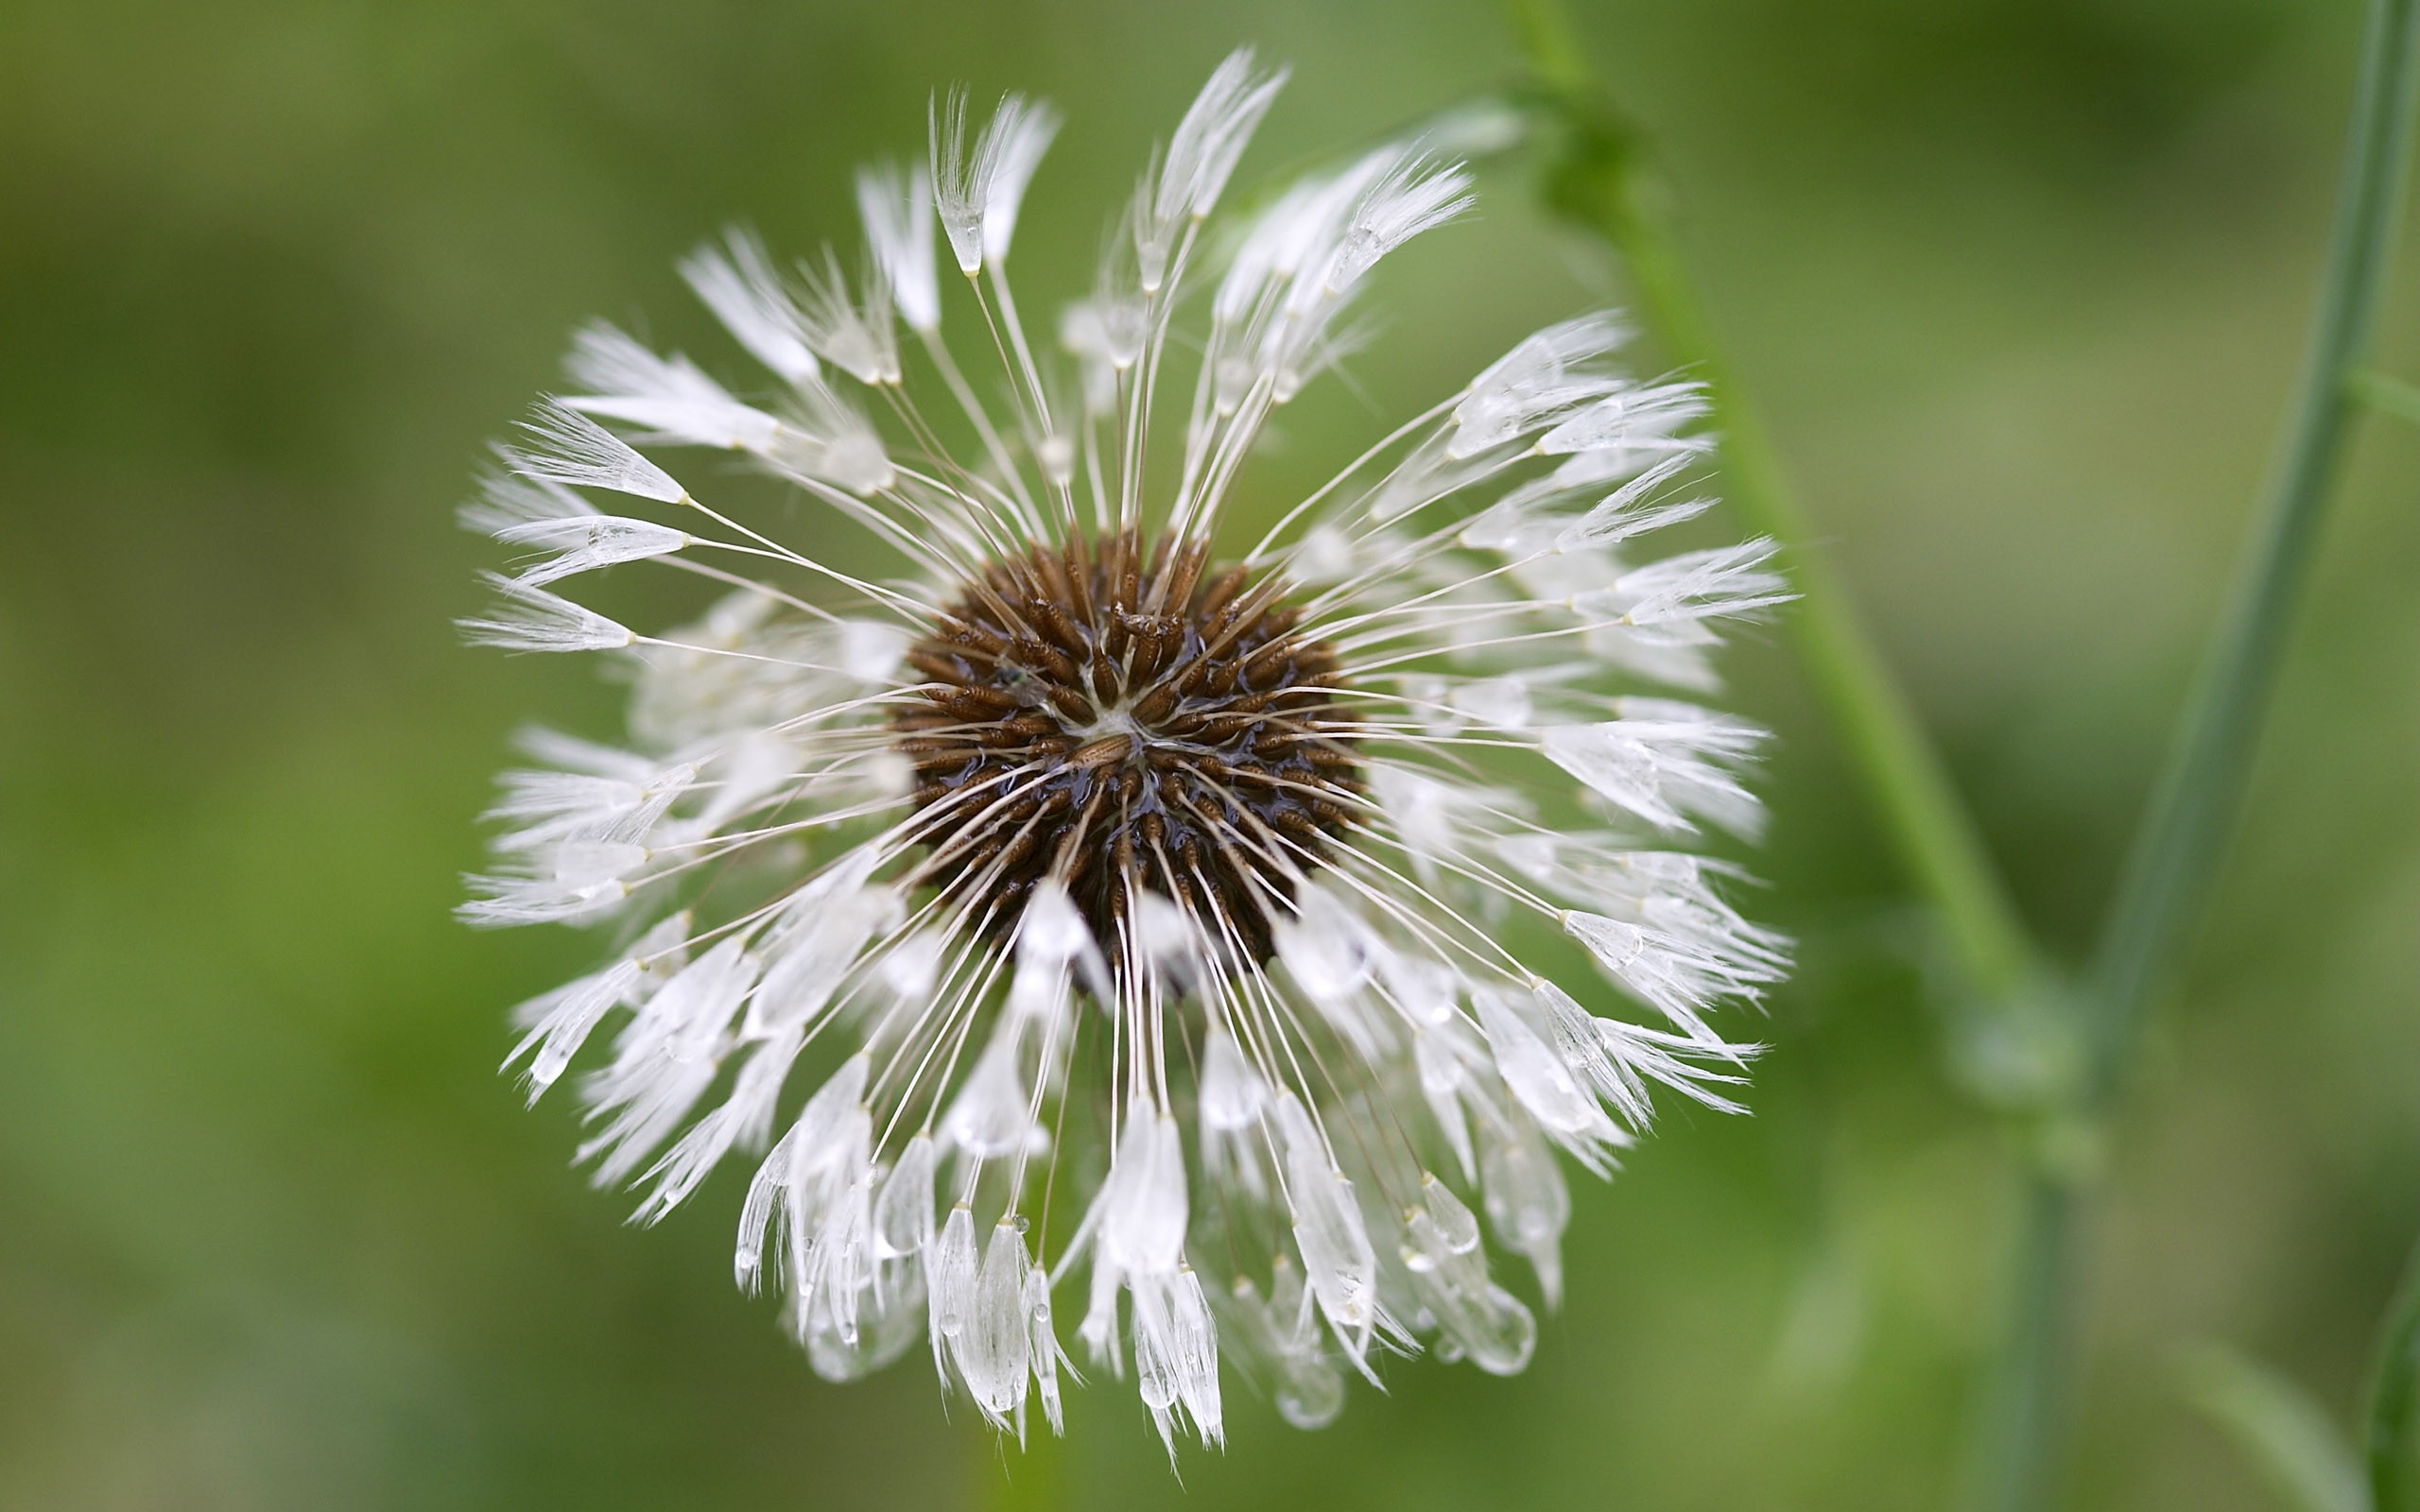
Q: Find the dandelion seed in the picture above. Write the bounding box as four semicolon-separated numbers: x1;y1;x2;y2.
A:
462;49;1788;1452
507;399;686;504
857;163;942;333
680;228;821;386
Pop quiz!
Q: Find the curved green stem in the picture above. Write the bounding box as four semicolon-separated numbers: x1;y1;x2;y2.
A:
1977;0;2420;1505
1500;0;2038;1004
2082;0;2420;1110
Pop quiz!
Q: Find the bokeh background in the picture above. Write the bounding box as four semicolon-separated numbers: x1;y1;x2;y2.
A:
4;0;2416;1507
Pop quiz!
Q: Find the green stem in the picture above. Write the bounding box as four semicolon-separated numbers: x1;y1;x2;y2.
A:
1504;6;2419;1512
1975;1;2420;1506
2370;1230;2420;1512
2082;0;2420;1108
1500;0;2037;1003
1966;1175;2084;1512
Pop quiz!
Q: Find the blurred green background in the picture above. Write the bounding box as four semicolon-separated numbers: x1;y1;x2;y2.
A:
3;0;2415;1507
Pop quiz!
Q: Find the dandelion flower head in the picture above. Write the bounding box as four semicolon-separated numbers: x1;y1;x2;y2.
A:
461;49;1791;1452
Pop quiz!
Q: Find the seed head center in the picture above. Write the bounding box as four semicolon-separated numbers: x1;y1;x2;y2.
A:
891;530;1360;967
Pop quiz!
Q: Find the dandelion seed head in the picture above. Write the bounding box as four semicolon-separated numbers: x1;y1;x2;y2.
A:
459;47;1791;1452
